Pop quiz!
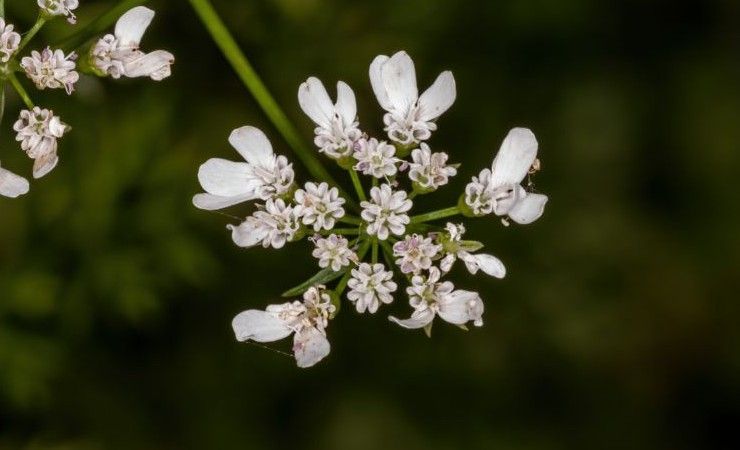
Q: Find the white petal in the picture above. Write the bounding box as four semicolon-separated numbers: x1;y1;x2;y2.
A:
0;166;30;198
32;152;58;179
197;158;255;197
334;81;357;128
369;54;392;110
293;327;330;368
381;51;418;114
388;309;435;329
123;50;174;80
298;77;334;129
227;221;266;248
228;126;274;168
417;71;456;121
192;193;255;211
115;6;154;47
490;127;538;186
508;193;548;224
474;253;506;278
438;290;484;326
232;309;292;342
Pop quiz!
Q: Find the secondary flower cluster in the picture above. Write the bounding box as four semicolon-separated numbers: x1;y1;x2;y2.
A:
194;51;548;367
0;5;174;199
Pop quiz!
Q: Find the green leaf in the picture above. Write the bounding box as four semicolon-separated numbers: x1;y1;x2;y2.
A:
281;267;347;297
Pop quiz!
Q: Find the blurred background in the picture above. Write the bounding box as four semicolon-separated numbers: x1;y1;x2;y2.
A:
1;0;739;448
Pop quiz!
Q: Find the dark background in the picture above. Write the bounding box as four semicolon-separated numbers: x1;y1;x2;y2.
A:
1;0;739;448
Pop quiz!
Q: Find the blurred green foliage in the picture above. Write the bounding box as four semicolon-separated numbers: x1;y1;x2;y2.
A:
1;0;739;448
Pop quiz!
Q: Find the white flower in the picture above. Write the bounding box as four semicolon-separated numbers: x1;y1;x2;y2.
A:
13;107;69;179
38;0;78;24
360;184;412;240
466;128;548;224
438;223;506;278
353;137;398;178
21;47;79;95
0;163;30;198
193;126;295;211
0;19;21;63
464;168;494;216
91;6;174;81
312;234;357;271
294;182;345;231
370;51;456;146
298;77;362;159
232;285;335;368
389;267;484;333
228;198;300;249
408;143;456;190
392;234;441;274
347;263;397;313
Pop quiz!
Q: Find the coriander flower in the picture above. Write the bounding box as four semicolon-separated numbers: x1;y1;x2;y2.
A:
232;285;335;368
360;184;412;240
21;47;79;95
389;267;484;333
194;126;295;211
370;51;456;146
228;198;300;249
298;77;362;159
465;128;548;224
91;6;174;81
294;181;346;231
38;0;78;24
13;107;69;179
0;19;21;63
464;167;494;216
438;223;506;278
312;234;357;271
393;234;441;274
353;137;398;178
408;143;457;190
0;163;29;198
347;263;397;313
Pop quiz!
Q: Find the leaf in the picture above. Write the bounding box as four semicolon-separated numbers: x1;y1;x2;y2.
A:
281;266;347;297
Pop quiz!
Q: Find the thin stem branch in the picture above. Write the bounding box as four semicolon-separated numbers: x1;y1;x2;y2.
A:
319;228;360;236
18;16;46;54
8;74;34;109
349;168;366;202
188;0;354;207
0;0;5;19
409;206;461;224
371;239;378;264
338;215;361;226
54;0;150;51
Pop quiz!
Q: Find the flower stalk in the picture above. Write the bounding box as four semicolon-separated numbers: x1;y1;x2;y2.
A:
8;73;33;109
409;206;461;224
17;16;45;54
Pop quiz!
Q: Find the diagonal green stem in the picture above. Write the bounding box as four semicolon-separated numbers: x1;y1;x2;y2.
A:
409;206;461;224
18;16;46;54
349;168;366;202
8;73;34;109
54;0;150;51
188;0;354;208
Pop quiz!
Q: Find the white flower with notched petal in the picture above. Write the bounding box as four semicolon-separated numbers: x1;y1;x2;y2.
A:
0;163;29;198
370;51;456;146
0;19;21;63
294;181;346;231
232;285;335;368
228;198;300;249
298;77;362;159
361;184;412;240
91;6;174;81
193;126;295;211
353;137;398;178
438;223;506;278
390;266;484;334
312;234;357;272
38;0;78;24
347;263;397;313
464;167;494;216
408;143;457;191
13;107;69;179
393;234;441;274
21;47;79;95
465;128;548;224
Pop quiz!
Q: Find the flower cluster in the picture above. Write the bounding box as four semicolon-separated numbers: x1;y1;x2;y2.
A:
0;6;174;199
195;51;548;367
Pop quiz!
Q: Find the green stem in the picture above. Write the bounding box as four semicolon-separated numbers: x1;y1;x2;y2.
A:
18;16;46;54
54;0;150;51
188;0;353;206
371;239;379;264
1;0;5;18
409;206;461;224
338;215;361;226
8;74;34;109
319;228;360;236
349;168;366;202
